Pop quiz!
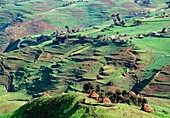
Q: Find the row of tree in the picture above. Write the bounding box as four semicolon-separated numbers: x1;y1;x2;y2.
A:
83;82;148;106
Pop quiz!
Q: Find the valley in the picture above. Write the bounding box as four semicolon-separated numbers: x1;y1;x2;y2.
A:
0;0;170;118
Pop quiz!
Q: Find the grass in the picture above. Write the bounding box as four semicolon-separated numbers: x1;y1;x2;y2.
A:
3;92;159;118
0;1;170;117
83;62;103;80
0;85;31;115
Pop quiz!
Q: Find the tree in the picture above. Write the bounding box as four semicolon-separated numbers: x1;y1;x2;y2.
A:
121;20;126;27
83;82;94;93
142;0;151;6
134;0;138;3
111;14;116;23
116;13;120;21
99;92;105;99
96;84;101;92
133;20;143;26
161;27;167;34
122;90;129;96
115;89;122;96
65;26;70;33
116;31;119;35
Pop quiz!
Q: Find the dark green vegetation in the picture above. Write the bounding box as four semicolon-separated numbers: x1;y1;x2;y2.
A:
0;0;170;118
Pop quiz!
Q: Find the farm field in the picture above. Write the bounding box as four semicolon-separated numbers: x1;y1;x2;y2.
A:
0;0;170;118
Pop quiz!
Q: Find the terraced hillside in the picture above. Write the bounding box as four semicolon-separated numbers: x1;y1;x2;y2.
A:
0;12;170;117
0;0;170;117
0;0;169;51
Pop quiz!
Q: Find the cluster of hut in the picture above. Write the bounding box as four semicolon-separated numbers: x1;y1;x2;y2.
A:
53;31;135;46
143;27;169;38
53;28;81;37
154;12;170;18
132;27;169;39
88;91;153;113
79;33;134;45
62;0;88;7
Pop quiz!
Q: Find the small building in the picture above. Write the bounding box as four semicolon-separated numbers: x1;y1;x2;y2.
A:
101;98;111;103
148;31;158;36
141;104;153;113
138;34;144;39
129;91;136;96
89;92;99;100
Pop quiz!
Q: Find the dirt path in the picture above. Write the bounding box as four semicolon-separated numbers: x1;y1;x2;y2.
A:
137;50;152;70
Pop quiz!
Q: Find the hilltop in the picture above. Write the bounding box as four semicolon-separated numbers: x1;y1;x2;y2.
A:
4;93;160;118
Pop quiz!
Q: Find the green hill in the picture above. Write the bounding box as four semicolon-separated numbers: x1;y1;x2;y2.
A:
3;93;159;118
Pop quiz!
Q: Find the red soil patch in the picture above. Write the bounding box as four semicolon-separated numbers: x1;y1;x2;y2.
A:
145;84;170;94
108;108;116;111
82;61;94;70
5;15;55;40
162;65;170;72
40;21;55;30
155;73;170;83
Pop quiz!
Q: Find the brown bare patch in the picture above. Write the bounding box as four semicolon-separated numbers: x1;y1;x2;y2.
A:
108;108;116;111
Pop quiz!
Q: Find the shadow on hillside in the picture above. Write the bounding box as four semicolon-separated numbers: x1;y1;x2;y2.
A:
131;70;158;94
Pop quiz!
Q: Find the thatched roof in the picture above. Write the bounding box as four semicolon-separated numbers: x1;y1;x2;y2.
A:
129;91;136;96
101;98;111;103
138;34;144;38
89;92;99;98
141;104;153;113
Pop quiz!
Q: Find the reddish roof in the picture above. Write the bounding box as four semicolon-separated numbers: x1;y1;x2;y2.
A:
141;104;153;113
129;91;136;96
102;98;111;103
89;92;99;98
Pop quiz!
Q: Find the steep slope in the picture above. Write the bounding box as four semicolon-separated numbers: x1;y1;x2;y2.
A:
0;14;170;116
0;0;170;117
1;14;169;96
0;0;169;51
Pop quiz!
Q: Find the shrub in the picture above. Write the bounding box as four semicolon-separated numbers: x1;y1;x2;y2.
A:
115;89;122;95
99;92;106;99
83;82;94;93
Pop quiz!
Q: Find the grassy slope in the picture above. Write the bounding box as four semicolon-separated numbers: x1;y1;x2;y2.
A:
0;0;170;117
0;0;168;51
3;93;158;118
0;16;169;117
0;85;31;115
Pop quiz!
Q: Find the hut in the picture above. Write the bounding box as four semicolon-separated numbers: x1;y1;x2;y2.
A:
43;92;50;97
101;98;111;103
89;92;99;100
141;104;153;113
138;34;144;39
129;91;136;96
